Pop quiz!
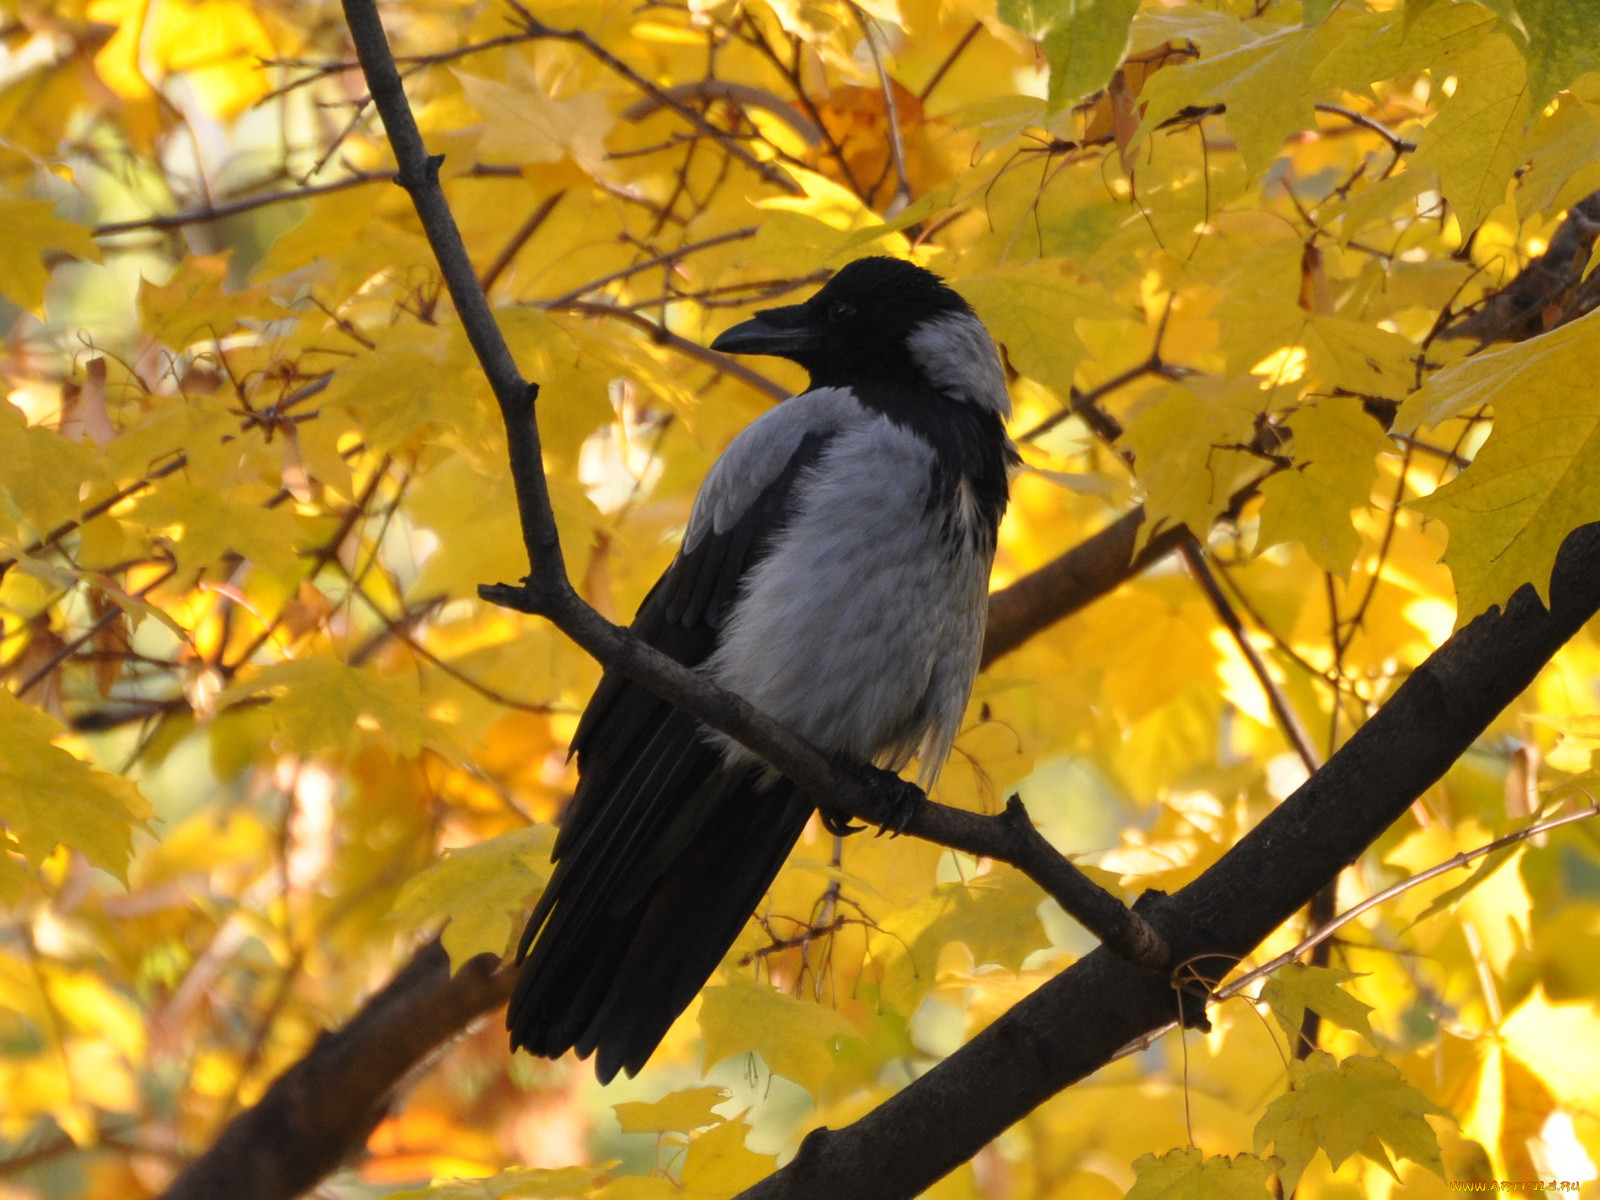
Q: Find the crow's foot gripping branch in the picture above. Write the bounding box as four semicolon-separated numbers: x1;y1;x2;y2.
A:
830;760;925;837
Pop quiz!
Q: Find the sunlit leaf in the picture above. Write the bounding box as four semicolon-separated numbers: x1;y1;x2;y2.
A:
1253;1053;1449;1192
392;826;555;966
0;691;151;878
698;978;861;1095
614;1086;731;1135
1126;1147;1281;1200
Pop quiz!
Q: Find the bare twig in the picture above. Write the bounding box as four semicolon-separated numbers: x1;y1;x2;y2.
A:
92;166;524;237
622;80;823;145
1312;102;1416;155
852;5;912;213
556;299;790;401
537;227;759;309
479;189;566;293
919;22;982;104
1182;540;1321;772
1114;800;1600;1061
506;5;801;195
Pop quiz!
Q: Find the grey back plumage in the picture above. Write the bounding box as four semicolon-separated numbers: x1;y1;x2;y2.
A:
509;256;1013;1082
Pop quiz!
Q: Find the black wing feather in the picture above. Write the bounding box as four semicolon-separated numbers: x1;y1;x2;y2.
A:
509;431;833;1080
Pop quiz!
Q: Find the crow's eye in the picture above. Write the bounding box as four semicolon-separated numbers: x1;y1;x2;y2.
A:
828;300;856;323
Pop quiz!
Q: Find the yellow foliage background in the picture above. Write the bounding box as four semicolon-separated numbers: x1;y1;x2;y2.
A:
2;0;1600;1196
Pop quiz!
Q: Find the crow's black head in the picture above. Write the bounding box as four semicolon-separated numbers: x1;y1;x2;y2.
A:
711;257;1007;413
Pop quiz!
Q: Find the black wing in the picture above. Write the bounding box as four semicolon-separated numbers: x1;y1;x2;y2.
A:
508;431;833;1081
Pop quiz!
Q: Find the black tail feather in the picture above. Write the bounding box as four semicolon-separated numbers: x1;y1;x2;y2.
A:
508;710;814;1082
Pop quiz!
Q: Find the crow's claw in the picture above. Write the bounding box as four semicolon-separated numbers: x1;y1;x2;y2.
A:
834;761;924;838
820;806;867;837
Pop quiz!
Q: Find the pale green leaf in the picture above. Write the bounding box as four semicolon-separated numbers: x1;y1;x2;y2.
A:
1516;0;1600;111
1412;32;1530;234
391;826;555;967
1259;964;1375;1047
1126;1147;1280;1200
614;1086;731;1135
1253;1053;1449;1193
698;978;861;1095
1039;0;1141;111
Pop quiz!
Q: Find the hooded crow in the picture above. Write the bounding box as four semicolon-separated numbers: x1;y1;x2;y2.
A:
507;256;1014;1082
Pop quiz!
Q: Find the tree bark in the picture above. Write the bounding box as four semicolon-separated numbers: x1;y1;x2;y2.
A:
736;523;1600;1199
158;944;511;1200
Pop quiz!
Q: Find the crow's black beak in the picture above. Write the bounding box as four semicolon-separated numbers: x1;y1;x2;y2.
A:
709;304;815;357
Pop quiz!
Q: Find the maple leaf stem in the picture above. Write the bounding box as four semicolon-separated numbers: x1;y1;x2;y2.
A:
536;226;760;310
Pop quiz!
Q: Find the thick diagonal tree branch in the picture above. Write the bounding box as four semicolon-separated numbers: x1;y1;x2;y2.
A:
739;523;1600;1199
159;943;511;1200
981;506;1184;665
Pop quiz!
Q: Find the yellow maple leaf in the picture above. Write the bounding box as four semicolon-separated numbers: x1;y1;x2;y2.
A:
217;658;452;759
0;691;152;879
1253;1052;1449;1192
0;400;100;540
954;258;1122;400
679;1118;774;1198
391;827;554;967
455;52;612;174
0;200;100;313
128;477;304;582
871;867;1052;1015
697;978;861;1095
320;324;490;453
1396;306;1600;620
1119;378;1265;551
1257;397;1387;578
1125;1147;1281;1200
137;254;281;350
1299;317;1419;401
614;1086;731;1135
